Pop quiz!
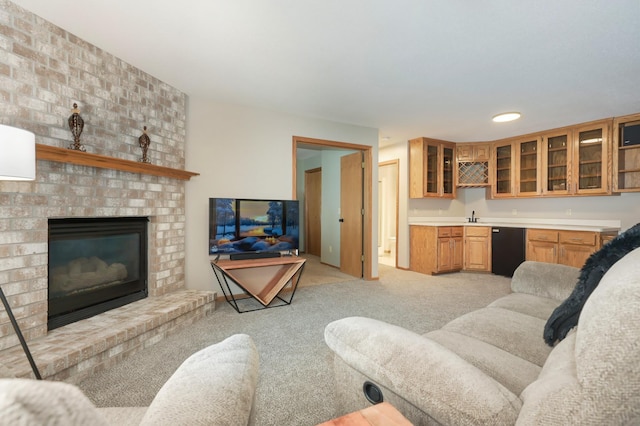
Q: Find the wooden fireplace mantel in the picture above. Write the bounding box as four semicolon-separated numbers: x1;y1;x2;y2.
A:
36;144;199;180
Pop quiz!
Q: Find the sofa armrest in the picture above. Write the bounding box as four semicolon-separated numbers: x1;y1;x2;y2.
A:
140;334;259;426
324;317;521;425
511;261;579;301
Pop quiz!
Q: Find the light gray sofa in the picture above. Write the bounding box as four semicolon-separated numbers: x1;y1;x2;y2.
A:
325;247;640;425
0;334;259;426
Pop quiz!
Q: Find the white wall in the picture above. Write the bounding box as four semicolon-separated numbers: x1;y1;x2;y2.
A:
185;97;379;292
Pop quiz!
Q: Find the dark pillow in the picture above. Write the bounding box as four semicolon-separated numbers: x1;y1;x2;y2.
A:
543;222;640;346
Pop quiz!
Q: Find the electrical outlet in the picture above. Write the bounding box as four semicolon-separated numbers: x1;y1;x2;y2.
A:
329;245;332;253
566;209;572;216
512;209;517;216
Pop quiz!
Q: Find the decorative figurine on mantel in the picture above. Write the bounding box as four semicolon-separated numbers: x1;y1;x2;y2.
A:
67;103;86;151
138;126;151;163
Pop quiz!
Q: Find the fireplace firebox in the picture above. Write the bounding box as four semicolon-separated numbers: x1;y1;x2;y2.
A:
48;217;148;330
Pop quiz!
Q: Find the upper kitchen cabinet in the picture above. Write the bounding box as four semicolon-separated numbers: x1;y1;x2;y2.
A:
613;112;640;192
456;142;491;187
541;129;571;196
515;136;542;196
571;120;612;195
489;140;515;198
409;137;456;199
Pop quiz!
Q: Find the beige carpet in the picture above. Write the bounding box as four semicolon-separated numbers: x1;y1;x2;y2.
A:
297;254;356;287
76;262;512;425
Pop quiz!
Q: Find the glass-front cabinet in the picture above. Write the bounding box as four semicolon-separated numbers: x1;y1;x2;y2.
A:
425;143;438;195
572;121;610;195
542;131;570;196
491;141;515;197
442;145;454;195
409;137;456;199
516;138;541;196
613;112;640;192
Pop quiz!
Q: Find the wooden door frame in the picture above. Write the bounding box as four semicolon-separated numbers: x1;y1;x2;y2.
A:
378;159;399;268
292;135;374;280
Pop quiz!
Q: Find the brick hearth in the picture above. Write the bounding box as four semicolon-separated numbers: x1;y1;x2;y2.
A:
2;290;215;382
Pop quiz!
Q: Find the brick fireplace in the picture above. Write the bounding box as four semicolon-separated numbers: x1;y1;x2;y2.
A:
0;1;214;381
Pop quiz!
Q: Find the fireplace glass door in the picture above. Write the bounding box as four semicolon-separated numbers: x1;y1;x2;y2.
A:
48;217;148;330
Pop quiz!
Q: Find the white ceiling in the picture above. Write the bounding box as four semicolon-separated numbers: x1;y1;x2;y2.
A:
11;0;640;147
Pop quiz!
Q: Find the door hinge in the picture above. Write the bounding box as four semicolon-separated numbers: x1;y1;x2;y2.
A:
361;255;365;261
361;208;365;215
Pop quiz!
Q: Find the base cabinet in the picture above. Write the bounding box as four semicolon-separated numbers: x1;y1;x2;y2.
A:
463;226;491;272
526;229;617;268
410;226;463;275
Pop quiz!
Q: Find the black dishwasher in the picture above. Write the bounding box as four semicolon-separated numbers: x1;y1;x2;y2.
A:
491;227;526;277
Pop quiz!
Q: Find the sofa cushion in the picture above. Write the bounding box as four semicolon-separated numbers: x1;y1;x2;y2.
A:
544;222;640;345
426;329;541;396
510;260;579;301
0;378;108;426
140;333;259;426
441;307;552;366
488;292;560;320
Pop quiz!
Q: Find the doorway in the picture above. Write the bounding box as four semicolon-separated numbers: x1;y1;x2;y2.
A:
292;136;373;280
378;160;399;267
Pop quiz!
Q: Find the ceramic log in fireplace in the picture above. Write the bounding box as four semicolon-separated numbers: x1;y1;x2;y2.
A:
48;217;148;330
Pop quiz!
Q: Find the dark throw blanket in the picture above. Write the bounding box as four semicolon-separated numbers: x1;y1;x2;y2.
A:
543;222;640;346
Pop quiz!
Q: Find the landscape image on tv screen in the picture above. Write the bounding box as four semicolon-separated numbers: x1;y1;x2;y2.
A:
209;198;299;254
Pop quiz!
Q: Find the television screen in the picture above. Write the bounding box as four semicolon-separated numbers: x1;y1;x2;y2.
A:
209;198;299;254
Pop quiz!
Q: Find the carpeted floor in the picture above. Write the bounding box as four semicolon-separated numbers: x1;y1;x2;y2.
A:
75;262;512;425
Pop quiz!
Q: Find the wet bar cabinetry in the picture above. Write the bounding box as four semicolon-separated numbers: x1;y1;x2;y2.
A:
409;113;637;198
613;112;640;192
456;142;491;187
463;226;491;272
410;226;463;274
409;137;456;199
526;229;617;268
490;140;515;198
488;119;612;198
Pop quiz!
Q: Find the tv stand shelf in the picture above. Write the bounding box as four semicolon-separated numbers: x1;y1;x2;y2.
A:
210;255;306;313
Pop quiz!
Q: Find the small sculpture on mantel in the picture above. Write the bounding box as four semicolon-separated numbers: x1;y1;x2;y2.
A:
67;103;86;151
138;126;151;163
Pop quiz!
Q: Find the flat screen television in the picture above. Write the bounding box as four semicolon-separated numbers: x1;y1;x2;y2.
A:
209;198;299;255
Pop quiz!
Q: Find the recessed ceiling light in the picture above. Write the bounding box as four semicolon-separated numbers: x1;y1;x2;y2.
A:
492;112;521;123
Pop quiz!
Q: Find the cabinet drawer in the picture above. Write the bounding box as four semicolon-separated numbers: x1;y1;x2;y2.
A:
527;229;558;242
437;226;463;237
437;227;451;237
465;226;490;237
559;231;596;246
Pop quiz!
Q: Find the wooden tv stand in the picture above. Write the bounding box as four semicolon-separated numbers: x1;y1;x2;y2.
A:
210;255;306;313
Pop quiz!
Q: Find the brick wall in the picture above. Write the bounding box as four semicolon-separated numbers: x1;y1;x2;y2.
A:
0;1;189;351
